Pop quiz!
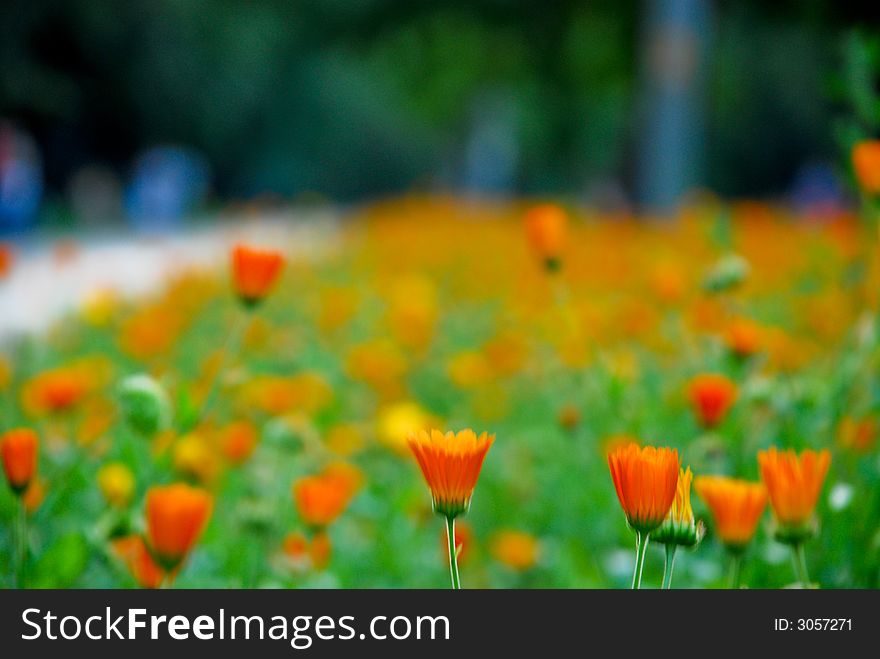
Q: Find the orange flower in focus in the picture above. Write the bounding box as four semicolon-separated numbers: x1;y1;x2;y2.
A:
1;428;39;494
758;448;831;540
607;443;679;533
112;535;165;589
490;530;539;571
852;140;880;195
688;374;737;428
231;243;285;306
220;420;259;464
407;429;494;518
694;476;767;551
524;203;567;270
145;483;213;569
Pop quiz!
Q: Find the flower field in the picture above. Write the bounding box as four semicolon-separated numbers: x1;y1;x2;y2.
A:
2;195;880;589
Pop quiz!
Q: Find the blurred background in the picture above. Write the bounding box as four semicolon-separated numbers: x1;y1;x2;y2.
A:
2;0;880;235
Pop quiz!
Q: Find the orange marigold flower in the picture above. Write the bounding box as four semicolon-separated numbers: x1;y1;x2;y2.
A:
21;367;90;416
292;467;360;528
219;420;259;465
0;241;13;278
490;530;540;571
145;483;213;570
22;477;46;513
758;447;831;543
607;443;679;533
283;531;310;563
309;530;332;570
837;416;876;453
231;243;285;307
1;428;39;494
725;317;762;358
407;428;494;518
112;535;165;589
524;203;567;270
688;373;737;429
852;140;880;195
694;476;767;551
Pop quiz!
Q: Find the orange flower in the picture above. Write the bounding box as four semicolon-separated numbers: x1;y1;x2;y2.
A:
490;530;539;571
852;140;880;195
21;367;89;416
524;203;567;270
694;476;767;551
282;530;333;571
22;477;46;513
112;535;165;589
758;448;831;542
688;373;737;428
282;531;310;563
607;443;679;533
837;416;876;453
407;429;494;518
292;467;360;528
725;317;762;358
1;428;39;494
145;483;213;569
231;243;285;306
219;420;259;464
0;242;13;278
309;530;332;570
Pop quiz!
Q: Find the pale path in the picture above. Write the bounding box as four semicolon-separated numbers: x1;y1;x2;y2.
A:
0;208;340;344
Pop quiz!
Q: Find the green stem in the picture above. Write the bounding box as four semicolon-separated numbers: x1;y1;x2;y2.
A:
14;498;26;588
198;308;251;423
661;544;677;589
445;516;460;590
792;543;811;588
631;531;649;589
728;553;742;589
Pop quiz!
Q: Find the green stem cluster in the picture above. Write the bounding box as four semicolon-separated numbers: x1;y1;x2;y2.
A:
445;516;461;590
791;543;811;588
661;544;677;589
632;531;649;589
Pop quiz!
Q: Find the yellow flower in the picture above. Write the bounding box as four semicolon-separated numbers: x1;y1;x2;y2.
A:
98;462;135;508
173;433;221;484
376;401;437;455
651;467;704;547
